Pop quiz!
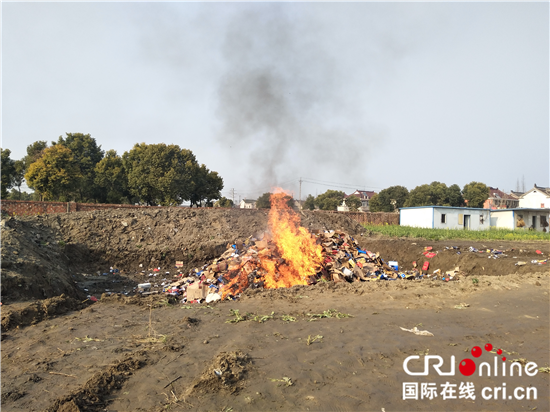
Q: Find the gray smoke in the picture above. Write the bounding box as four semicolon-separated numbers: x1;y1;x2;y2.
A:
215;5;375;192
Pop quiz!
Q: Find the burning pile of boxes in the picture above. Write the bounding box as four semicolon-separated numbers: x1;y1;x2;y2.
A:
153;230;460;303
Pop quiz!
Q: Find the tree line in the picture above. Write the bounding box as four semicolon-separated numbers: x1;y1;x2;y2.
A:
1;133;224;206
300;181;489;212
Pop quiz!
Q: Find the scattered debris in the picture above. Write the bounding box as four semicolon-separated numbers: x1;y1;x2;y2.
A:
400;326;434;337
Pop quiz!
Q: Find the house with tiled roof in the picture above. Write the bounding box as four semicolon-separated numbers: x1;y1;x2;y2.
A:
345;190;376;212
519;185;550;209
483;187;519;209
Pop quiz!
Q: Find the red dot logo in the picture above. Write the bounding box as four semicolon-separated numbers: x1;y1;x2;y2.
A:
471;346;482;358
497;349;503;355
459;359;476;376
502;357;507;362
485;343;493;351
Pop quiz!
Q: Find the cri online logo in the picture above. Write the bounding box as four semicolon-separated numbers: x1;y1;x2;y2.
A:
403;343;538;377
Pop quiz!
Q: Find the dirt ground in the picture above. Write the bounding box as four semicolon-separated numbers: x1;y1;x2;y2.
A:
1;209;549;411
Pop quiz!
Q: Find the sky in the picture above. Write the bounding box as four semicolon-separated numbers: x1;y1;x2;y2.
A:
2;2;549;202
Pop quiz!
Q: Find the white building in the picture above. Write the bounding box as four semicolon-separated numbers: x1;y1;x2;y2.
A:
239;199;256;209
490;208;550;232
399;206;491;230
518;185;550;209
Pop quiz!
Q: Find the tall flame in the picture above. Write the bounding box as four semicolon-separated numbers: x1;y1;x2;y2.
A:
221;189;324;298
261;191;324;288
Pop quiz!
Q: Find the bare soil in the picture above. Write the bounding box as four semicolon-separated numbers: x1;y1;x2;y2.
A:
1;209;549;411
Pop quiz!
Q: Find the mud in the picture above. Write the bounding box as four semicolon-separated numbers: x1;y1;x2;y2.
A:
1;209;549;411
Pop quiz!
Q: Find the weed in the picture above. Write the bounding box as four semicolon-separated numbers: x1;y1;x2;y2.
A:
472;278;479;285
57;240;66;247
136;244;142;248
270;377;293;387
306;335;323;345
226;309;248;324
251;312;274;323
307;309;352;321
281;315;296;323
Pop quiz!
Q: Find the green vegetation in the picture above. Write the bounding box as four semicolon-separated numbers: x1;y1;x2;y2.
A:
363;224;550;241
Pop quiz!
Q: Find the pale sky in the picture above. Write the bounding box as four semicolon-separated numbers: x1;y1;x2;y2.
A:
2;2;549;201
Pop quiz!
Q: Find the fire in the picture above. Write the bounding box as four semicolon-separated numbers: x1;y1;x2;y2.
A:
221;190;324;297
261;191;323;288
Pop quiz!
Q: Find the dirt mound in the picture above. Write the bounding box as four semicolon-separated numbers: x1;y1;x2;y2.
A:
46;352;146;412
1;208;366;303
188;350;252;396
1;294;88;331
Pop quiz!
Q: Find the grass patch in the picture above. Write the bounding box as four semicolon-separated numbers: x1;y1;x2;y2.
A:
363;224;550;241
306;335;323;345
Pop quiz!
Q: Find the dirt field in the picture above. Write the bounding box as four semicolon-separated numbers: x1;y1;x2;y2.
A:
1;209;549;411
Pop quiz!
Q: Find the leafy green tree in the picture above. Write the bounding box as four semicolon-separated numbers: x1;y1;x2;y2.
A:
214;197;234;208
189;164;224;207
370;186;409;212
315;190;346;211
54;133;104;202
7;189;35;201
256;193;272;209
10;160;26;199
23;140;48;171
447;184;464;207
405;182;465;207
1;148;16;199
122;143;198;206
303;194;316;210
24;145;82;201
404;184;431;207
94;150;130;204
462;181;489;208
369;193;381;211
256;192;294;209
345;195;362;211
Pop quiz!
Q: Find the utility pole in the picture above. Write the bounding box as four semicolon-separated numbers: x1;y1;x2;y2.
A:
231;188;235;206
299;177;302;207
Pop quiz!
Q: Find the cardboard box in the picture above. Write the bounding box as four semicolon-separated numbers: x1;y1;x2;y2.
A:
187;282;208;301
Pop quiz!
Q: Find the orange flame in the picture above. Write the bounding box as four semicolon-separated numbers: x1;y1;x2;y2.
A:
261;190;323;289
221;189;324;298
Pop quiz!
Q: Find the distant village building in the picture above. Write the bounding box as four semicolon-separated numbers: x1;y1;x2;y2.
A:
518;185;550;209
490;208;550;232
400;206;491;231
346;190;376;212
337;200;349;212
483;187;519;209
239;199;256;209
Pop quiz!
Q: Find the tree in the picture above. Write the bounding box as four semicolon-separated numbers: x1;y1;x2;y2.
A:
369;193;381;211
256;192;294;209
462;181;489;208
370;186;409;212
54;133;104;202
447;184;464;207
1;148;15;199
24;145;82;201
315;190;346;211
10;160;26;199
122;143;198;206
303;194;316;210
7;189;35;201
256;193;272;209
189;164;224;207
94;150;130;204
404;184;432;207
23;140;48;171
405;182;465;207
214;197;234;208
345;196;362;211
